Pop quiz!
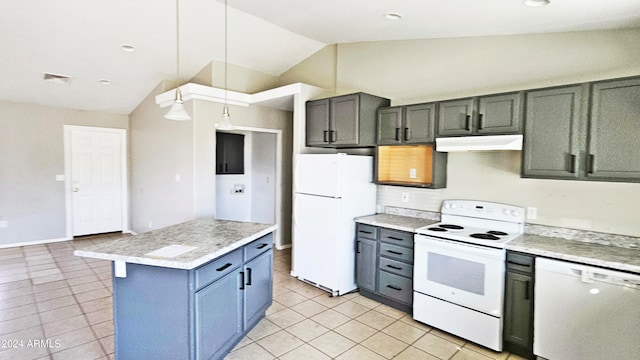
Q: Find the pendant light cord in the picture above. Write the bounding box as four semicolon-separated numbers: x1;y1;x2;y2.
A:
176;0;181;91
224;0;228;106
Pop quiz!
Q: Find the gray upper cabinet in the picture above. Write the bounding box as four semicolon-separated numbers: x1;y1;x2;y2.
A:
437;93;523;137
477;93;523;135
522;76;640;183
306;93;390;148
522;85;585;179
587;78;640;180
377;103;436;145
437;98;475;136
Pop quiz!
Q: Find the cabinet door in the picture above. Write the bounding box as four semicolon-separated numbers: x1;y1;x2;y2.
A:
355;238;377;292
477;93;522;135
195;268;243;360
405;103;436;143
503;271;533;349
306;99;330;146
330;94;360;145
437;98;475;136
216;132;244;174
377;107;403;145
522;86;584;179
244;250;273;330
588;78;640;180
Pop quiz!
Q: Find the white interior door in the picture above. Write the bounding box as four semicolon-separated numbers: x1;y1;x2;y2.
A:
67;127;125;236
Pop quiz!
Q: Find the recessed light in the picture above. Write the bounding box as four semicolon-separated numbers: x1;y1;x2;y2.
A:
384;13;402;20
121;44;135;52
98;79;111;85
523;0;550;6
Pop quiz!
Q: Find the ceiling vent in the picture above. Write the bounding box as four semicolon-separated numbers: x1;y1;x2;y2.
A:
43;73;72;84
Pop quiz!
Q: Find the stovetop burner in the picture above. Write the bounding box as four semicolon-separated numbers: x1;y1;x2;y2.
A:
487;230;508;236
427;227;447;232
470;233;500;240
439;224;464;230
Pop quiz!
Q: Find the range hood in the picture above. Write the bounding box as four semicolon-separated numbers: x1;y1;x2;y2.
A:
436;134;523;152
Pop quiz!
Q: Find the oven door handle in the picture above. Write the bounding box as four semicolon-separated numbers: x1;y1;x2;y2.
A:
415;235;505;259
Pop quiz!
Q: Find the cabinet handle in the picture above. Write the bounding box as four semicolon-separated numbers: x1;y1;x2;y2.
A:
330;130;336;142
218;164;223;173
478;114;484;130
355;240;361;254
386;285;402;291
257;243;268;249
323;130;328;143
507;260;531;268
588;154;595;174
246;268;252;286
569;154;577;173
387;236;404;242
387;264;402;270
524;280;530;300
395;127;400;141
387;250;403;255
404;127;410;141
465;115;471;130
225;163;228;172
240;271;245;290
216;263;232;272
359;230;373;234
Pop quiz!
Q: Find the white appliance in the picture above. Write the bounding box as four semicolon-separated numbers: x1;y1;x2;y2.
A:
292;153;376;296
413;200;525;351
534;258;640;360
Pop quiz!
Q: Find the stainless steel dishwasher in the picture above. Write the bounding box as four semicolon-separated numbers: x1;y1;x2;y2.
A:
534;258;640;360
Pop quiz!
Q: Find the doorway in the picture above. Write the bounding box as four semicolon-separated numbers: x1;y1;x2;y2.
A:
215;127;282;247
64;126;128;238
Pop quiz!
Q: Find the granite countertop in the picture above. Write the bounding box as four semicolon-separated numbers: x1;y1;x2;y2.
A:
73;219;277;270
355;213;438;232
507;234;640;274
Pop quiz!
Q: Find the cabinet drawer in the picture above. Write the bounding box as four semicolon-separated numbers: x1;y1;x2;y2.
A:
378;271;413;305
506;252;535;274
379;257;413;278
380;243;413;263
356;224;378;240
380;228;413;248
195;249;243;290
244;234;273;262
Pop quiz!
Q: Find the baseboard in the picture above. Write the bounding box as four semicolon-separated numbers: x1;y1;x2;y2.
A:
0;237;72;249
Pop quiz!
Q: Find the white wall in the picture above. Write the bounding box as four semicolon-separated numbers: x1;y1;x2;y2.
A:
0;101;128;246
251;132;277;224
281;29;640;237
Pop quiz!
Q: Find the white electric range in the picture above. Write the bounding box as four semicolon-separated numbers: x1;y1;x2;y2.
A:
413;200;525;351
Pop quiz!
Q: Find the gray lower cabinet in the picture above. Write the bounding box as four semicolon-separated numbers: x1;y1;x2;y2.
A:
503;252;535;359
355;224;414;313
306;93;390;148
523;77;640;183
377;103;436;144
113;233;273;360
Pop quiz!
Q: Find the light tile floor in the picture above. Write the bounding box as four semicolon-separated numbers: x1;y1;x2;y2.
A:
0;235;527;360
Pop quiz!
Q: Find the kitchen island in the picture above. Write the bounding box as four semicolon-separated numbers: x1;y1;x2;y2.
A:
74;219;277;360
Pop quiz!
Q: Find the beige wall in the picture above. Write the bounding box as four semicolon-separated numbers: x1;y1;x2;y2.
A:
0;101;128;246
281;29;640;236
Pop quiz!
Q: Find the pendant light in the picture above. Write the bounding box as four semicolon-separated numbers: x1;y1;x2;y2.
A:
215;0;234;130
164;0;191;121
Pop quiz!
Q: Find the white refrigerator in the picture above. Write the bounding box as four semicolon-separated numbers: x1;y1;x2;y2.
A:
292;153;376;296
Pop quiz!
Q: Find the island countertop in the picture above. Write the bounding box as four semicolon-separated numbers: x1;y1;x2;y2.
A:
73;219;277;270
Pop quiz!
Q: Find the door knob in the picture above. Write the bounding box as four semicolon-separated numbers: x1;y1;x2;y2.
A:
73;187;79;192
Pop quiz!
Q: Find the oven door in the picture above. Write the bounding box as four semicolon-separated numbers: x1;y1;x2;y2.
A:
414;234;505;317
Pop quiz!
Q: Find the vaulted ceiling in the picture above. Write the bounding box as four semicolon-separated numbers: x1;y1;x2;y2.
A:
2;0;639;114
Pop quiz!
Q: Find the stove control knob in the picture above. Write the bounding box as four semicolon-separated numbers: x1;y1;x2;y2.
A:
503;209;510;216
511;210;519;217
450;203;457;209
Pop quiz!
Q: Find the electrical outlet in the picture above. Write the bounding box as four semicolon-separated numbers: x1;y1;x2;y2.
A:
527;207;538;220
148;221;153;228
401;192;410;203
0;220;7;228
